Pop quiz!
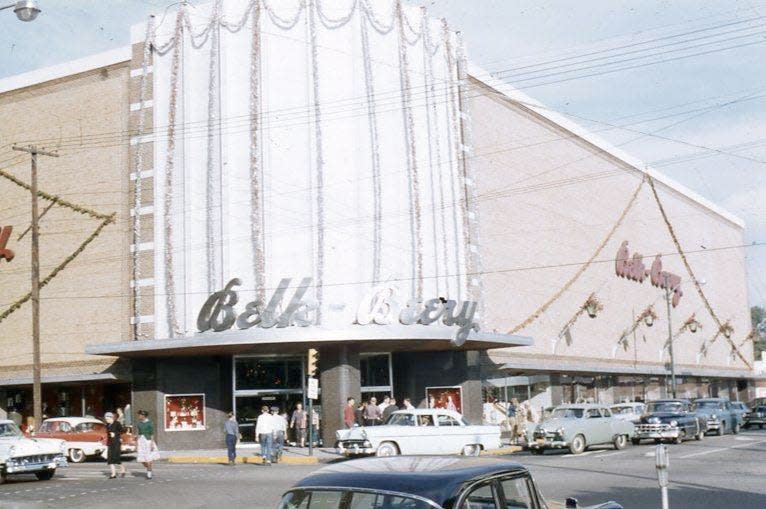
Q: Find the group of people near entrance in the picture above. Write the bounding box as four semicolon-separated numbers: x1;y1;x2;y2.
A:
224;403;319;465
103;409;159;480
343;395;415;428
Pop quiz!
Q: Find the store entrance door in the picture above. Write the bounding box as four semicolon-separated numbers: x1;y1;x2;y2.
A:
235;392;304;443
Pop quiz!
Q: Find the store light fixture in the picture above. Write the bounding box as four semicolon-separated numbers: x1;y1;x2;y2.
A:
644;314;654;327
0;1;40;22
688;320;698;334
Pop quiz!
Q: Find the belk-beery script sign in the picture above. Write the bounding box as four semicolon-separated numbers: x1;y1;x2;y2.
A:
615;240;683;306
197;278;479;346
0;226;14;262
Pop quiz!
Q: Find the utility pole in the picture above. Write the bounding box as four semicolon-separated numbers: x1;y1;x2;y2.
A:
664;273;676;399
12;145;58;432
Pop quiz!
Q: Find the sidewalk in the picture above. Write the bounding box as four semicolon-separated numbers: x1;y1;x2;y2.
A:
161;445;341;465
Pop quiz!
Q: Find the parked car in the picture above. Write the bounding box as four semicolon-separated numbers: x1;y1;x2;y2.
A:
0;419;67;484
528;404;634;455
693;398;741;435
745;405;766;429
632;399;704;445
729;401;750;424
610;402;645;423
33;417;137;463
335;409;500;457
280;456;623;509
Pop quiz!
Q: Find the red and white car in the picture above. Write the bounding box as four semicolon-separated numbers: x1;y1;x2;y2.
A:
32;417;136;463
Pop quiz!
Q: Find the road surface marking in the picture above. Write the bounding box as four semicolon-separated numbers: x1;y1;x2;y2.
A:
678;438;766;459
597;451;628;457
562;450;606;458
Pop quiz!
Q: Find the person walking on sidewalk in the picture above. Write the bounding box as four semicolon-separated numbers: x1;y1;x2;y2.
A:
382;397;399;422
344;397;356;428
290;403;308;447
255;406;275;465
272;406;287;463
136;410;159;479
403;398;415;410
364;397;381;426
224;412;239;465
104;412;127;479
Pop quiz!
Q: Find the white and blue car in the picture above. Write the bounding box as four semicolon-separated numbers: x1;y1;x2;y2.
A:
0;420;67;484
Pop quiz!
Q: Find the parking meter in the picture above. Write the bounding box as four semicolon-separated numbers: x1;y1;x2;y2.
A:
655;444;670;509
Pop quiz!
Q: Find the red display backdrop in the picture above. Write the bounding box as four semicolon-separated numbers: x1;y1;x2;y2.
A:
164;394;205;431
426;386;463;414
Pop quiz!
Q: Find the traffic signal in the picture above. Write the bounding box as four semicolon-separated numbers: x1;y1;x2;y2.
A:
307;348;318;377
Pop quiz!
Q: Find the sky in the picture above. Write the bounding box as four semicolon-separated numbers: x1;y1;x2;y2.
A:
1;0;765;308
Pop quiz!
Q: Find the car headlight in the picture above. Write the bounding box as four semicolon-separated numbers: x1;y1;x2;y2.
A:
556;427;565;436
648;417;660;424
361;429;368;439
711;414;718;421
669;420;678;427
8;445;16;456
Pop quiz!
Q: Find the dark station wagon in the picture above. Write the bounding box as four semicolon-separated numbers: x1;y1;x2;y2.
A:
279;457;622;509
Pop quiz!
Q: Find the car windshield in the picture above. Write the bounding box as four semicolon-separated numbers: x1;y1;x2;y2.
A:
0;422;23;438
695;401;722;409
757;406;766;412
611;406;637;415
648;402;685;413
385;413;417;426
551;408;584;419
278;490;434;509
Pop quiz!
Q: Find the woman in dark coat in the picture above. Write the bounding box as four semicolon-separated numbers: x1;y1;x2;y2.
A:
104;412;126;479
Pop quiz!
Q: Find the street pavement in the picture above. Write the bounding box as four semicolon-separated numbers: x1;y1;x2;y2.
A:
1;428;764;509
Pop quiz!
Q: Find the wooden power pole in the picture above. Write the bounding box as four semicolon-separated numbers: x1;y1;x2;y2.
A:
12;145;58;431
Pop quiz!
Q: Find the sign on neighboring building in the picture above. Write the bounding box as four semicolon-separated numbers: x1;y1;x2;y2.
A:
615;240;683;306
0;225;14;262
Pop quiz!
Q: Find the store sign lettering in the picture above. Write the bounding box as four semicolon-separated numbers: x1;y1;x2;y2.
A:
0;226;14;262
197;277;318;333
615;240;683;307
355;285;480;347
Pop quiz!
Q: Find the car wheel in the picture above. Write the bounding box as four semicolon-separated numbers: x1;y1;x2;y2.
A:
733;422;741;435
462;444;481;457
631;437;641;446
35;470;55;481
760;424;764;429
69;449;86;463
613;435;627;450
569;434;586;455
695;428;704;441
530;448;544;455
0;469;6;485
375;442;399;457
717;423;725;436
674;430;686;445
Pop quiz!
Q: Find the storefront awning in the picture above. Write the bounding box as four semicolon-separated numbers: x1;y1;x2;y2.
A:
0;372;125;388
85;324;532;358
501;359;762;380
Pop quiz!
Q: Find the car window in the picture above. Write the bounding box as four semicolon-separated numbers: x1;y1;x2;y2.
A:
418;415;435;427
59;422;72;433
437;415;461;427
463;483;498;509
551;408;584;419
39;422;55;433
75;422;101;433
602;408;612;418
586;409;602;419
278;491;312;509
499;477;534;509
386;414;416;426
279;491;344;509
349;491;434;509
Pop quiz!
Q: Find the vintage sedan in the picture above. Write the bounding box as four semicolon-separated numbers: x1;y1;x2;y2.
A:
693;398;741;435
0;419;67;484
609;403;645;424
336;409;501;457
528;404;634;455
632;399;704;445
33;417;137;463
280;456;623;509
745;405;766;429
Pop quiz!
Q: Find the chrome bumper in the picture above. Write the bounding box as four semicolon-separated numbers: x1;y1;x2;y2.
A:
337;442;374;456
635;424;679;439
5;454;67;474
706;419;721;430
528;437;568;449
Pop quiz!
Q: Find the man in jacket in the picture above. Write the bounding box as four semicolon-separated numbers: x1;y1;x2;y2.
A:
255;406;275;465
290;403;308;447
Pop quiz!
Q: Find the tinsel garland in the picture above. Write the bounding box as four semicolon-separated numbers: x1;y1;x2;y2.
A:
0;215;116;325
396;0;424;299
617;305;656;351
420;7;441;296
131;15;155;339
509;176;646;335
361;0;396;35
646;174;751;369
308;0;326;323
316;0;357;29
162;8;185;338
360;12;383;285
249;0;266;302
442;19;463;301
205;1;222;294
557;293;602;343
264;0;305;30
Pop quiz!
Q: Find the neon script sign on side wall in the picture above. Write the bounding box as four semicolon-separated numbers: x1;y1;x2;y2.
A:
615;240;683;307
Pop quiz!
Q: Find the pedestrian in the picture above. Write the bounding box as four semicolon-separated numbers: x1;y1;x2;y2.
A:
272;406;287;463
290;403;308;447
224;412;239;465
255;405;275;465
104;412;127;479
311;407;320;445
135;410;158;479
378;396;391;413
382;397;399;422
344;397;356;429
507;398;519;444
355;401;366;427
403;398;415;410
364;397;382;426
116;407;125;425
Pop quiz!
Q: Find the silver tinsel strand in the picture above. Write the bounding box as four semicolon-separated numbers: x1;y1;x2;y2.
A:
205;1;222;294
360;12;382;285
361;0;396;35
316;0;357;28
163;9;184;338
309;0;325;323
396;0;423;299
249;0;266;302
132;15;155;340
264;0;305;30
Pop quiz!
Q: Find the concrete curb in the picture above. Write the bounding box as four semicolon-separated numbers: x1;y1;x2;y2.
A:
480;446;523;456
166;455;319;465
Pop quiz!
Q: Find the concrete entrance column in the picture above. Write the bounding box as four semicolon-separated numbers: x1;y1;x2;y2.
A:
318;344;361;446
